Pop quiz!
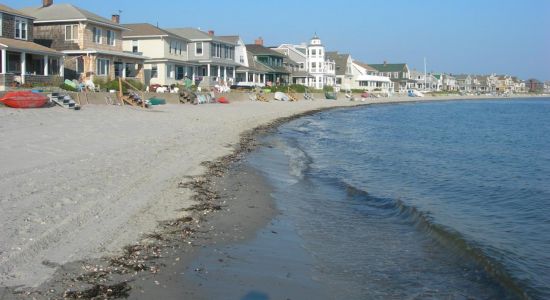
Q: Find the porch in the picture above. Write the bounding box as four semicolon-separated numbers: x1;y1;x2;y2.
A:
0;40;63;90
196;64;237;87
63;50;147;83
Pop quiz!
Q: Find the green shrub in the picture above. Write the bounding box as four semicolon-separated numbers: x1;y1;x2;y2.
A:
125;78;144;91
104;80;125;93
60;83;78;92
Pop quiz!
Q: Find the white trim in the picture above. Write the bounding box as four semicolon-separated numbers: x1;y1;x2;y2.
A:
14;17;29;40
96;58;110;76
0;13;3;37
107;30;115;46
64;24;79;41
93;27;102;44
33;19;128;31
195;42;203;56
122;35;170;39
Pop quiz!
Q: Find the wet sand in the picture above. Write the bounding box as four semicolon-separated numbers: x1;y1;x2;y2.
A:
0;94;545;299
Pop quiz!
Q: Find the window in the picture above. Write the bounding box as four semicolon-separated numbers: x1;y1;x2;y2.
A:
311;49;316;56
178;42;182;55
48;57;60;75
151;64;158;78
239;55;244;63
393;72;399;78
93;27;102;44
107;30;115;46
195;42;203;55
176;66;184;80
167;64;174;78
65;24;79;41
311;62;316;72
319;49;323;57
132;40;138;53
96;58;110;76
15;17;28;40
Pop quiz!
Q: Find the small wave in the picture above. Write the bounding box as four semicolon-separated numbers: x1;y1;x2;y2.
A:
282;140;313;180
341;181;531;299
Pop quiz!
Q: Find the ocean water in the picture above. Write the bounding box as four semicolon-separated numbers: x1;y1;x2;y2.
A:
242;99;550;299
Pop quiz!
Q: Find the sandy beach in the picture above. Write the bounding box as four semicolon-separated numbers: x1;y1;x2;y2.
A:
0;94;543;298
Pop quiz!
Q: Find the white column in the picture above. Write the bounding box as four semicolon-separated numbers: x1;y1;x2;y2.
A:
232;67;236;79
44;55;49;76
207;64;211;77
223;66;227;81
1;49;6;74
192;67;196;81
262;74;266;84
21;52;26;84
217;65;221;79
60;56;64;77
122;62;127;78
245;71;249;83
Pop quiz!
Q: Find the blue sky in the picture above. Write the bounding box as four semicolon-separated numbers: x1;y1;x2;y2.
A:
9;0;550;80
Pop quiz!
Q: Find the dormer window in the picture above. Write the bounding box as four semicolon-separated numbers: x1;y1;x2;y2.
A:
15;17;28;40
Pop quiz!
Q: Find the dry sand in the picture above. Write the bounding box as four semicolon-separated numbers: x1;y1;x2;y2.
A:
0;94;541;293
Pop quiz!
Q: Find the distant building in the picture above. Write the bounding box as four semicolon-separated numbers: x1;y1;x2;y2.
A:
368;62;412;93
245;39;290;86
273;34;336;89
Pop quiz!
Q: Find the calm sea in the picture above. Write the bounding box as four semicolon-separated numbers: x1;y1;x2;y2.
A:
244;99;550;299
187;98;550;299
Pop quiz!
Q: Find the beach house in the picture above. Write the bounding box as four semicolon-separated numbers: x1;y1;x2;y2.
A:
21;0;146;83
121;23;192;87
271;44;313;86
369;62;412;93
245;38;290;86
351;61;393;94
0;3;63;91
166;28;239;88
273;35;336;89
326;51;353;91
215;35;265;87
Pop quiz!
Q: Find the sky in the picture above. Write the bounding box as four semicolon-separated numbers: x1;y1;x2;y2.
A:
8;0;550;80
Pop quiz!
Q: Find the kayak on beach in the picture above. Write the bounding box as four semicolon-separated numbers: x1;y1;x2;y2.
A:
0;91;49;108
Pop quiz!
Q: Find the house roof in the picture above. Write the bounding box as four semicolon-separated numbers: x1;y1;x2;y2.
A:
122;23;184;40
245;44;285;57
167;28;212;41
0;4;35;19
216;35;240;44
0;37;61;55
369;63;408;73
326;52;350;76
354;61;378;72
62;48;148;60
20;3;127;30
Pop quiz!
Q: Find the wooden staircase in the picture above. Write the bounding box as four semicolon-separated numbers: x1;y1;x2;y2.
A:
48;93;80;110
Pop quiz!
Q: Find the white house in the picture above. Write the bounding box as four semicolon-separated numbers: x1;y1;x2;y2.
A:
273;35;335;89
122;23;192;86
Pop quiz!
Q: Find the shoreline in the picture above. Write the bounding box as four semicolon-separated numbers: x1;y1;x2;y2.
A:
0;95;546;299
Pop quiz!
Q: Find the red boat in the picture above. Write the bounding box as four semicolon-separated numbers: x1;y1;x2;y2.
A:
0;91;49;108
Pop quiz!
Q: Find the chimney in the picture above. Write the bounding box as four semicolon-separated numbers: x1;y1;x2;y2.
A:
208;30;214;36
255;37;264;46
111;14;120;24
42;0;53;7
